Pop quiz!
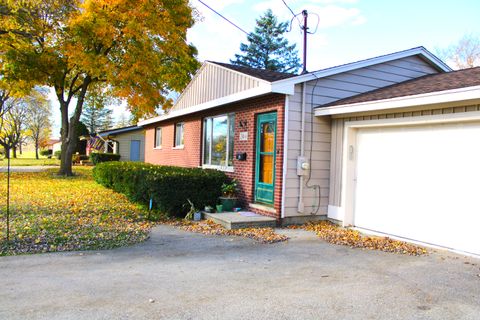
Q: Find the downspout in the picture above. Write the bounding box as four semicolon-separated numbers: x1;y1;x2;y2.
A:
297;82;307;213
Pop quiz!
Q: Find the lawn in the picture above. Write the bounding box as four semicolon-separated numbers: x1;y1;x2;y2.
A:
1;151;60;166
0;167;152;255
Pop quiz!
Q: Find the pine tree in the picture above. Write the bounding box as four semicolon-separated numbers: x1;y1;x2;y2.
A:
81;94;114;134
230;9;301;73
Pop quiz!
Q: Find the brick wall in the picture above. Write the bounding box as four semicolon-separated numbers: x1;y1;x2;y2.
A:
144;93;285;218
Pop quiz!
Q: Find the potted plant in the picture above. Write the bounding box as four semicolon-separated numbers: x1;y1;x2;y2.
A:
219;179;238;212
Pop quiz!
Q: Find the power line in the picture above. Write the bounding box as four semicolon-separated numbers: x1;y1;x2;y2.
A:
281;0;302;28
197;0;249;36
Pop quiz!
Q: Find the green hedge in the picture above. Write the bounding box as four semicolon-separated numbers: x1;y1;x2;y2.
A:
90;153;121;165
92;162;227;217
40;149;52;157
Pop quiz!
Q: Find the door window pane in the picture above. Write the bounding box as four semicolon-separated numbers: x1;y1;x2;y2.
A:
261;122;275;153
260;154;274;184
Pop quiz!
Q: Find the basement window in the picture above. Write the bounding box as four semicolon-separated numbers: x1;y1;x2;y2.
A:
203;113;235;171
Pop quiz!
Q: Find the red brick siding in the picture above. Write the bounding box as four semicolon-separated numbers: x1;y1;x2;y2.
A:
145;119;202;167
144;93;285;218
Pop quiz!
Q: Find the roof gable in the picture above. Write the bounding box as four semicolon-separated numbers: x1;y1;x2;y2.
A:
170;62;274;113
322;67;480;108
274;46;452;86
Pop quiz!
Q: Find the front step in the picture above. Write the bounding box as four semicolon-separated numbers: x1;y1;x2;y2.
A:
203;211;277;230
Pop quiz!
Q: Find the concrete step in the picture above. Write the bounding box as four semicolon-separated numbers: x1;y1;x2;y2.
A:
203;211;277;230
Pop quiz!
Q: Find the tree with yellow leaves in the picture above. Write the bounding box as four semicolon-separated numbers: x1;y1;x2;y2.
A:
0;0;199;175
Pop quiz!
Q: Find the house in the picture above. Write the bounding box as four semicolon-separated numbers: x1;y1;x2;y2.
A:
138;46;480;255
45;139;61;151
95;126;145;162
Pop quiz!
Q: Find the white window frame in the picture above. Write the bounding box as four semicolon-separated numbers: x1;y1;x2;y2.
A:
154;127;162;149
174;122;184;148
202;113;235;172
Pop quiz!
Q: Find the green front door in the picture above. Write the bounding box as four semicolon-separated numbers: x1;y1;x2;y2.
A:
255;112;277;205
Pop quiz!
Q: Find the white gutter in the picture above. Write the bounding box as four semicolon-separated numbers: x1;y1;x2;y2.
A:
315;85;480;117
297;82;306;213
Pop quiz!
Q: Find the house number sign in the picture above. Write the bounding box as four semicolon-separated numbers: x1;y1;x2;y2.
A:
239;132;248;141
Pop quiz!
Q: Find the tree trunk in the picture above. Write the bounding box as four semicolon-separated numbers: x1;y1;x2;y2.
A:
4;146;9;159
19;143;22;155
35;142;39;160
58;76;91;176
12;146;17;158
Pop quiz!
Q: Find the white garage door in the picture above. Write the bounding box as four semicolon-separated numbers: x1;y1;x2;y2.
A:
354;122;480;255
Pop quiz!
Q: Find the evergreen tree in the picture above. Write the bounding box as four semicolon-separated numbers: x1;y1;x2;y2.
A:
81;93;114;134
230;9;301;73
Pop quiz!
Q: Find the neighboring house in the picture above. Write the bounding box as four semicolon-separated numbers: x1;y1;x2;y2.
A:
139;46;480;255
45;139;61;152
96;126;145;162
51;140;62;154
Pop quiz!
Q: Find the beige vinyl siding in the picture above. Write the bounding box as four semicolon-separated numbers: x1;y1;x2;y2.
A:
284;55;440;217
329;104;480;207
171;63;263;112
115;130;145;162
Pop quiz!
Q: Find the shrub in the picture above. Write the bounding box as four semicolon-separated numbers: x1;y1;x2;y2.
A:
93;162;227;217
54;150;61;159
40;149;52;157
90;152;121;165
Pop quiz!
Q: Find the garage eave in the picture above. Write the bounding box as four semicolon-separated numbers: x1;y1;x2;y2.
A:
315;85;480;117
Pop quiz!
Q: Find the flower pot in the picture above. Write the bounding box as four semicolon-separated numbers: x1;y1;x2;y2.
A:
219;197;237;212
216;204;223;213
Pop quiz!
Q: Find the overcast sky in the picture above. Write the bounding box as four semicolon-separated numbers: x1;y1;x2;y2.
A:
50;0;480;137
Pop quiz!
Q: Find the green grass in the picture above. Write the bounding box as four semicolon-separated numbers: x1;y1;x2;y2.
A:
0;167;155;255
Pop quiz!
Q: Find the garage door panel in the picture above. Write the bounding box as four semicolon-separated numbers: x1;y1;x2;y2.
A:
354;123;480;255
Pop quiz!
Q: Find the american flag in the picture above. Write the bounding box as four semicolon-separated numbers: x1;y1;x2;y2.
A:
89;136;104;151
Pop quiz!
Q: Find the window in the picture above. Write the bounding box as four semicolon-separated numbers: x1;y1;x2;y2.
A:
174;122;184;147
203;114;235;168
154;127;162;148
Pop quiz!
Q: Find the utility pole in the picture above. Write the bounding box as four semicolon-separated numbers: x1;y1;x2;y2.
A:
301;10;309;74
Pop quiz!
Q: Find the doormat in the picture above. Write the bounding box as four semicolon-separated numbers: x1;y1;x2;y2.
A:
239;211;259;217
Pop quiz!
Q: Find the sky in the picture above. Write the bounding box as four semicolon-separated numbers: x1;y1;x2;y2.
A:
49;0;480;137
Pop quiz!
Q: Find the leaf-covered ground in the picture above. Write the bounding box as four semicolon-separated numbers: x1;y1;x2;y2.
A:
164;219;288;244
291;221;427;256
0;168;287;255
0;168;152;255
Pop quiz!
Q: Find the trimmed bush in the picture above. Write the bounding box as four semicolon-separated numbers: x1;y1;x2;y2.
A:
90;152;121;165
54;150;61;159
93;162;227;217
40;149;52;157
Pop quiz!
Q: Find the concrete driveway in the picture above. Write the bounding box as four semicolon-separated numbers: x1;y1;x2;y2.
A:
0;166;59;173
0;226;479;320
